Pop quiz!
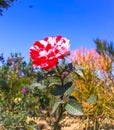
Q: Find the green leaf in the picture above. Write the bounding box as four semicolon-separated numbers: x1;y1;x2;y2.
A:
64;85;76;96
87;95;97;104
51;82;72;96
75;65;85;70
0;79;6;86
63;82;72;90
74;65;85;77
30;83;46;90
48;82;60;88
0;79;9;92
65;99;83;115
51;99;64;114
75;70;84;77
51;84;63;96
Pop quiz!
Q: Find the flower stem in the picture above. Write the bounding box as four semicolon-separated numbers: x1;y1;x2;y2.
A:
53;104;64;130
52;66;65;130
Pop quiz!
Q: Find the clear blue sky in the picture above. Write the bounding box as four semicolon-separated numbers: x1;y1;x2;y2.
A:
0;0;114;62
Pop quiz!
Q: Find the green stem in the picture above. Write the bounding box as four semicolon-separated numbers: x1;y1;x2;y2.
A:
53;104;64;130
52;66;65;130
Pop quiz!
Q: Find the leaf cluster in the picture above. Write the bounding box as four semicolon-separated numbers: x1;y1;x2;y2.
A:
0;0;15;15
71;64;114;129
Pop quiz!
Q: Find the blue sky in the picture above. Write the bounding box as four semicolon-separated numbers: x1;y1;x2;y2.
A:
0;0;114;62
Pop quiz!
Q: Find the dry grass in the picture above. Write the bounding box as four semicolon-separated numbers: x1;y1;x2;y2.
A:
27;115;114;130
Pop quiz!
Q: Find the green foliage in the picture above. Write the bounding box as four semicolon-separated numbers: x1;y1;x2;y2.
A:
0;111;27;128
51;82;72;96
51;99;64;114
71;58;114;129
87;95;97;104
0;53;52;129
30;83;47;90
64;85;76;96
30;61;84;130
0;44;114;130
65;99;83;115
94;38;114;60
0;0;15;15
74;65;85;78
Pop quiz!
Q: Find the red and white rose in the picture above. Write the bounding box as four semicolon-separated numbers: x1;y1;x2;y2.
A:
30;35;70;71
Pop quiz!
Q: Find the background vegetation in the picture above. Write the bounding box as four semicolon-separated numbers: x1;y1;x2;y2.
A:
0;39;114;130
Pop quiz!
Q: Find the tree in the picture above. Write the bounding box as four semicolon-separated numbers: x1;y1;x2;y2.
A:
0;0;14;15
94;38;114;61
94;38;114;77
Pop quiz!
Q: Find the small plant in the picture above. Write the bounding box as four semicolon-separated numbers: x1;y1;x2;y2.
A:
70;48;114;130
29;36;83;130
0;37;114;130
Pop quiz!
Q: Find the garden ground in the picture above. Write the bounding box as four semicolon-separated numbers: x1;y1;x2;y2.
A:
27;115;114;130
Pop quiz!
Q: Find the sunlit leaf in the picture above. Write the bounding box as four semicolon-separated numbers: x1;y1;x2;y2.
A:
51;99;64;114
74;65;85;77
87;95;97;104
30;83;46;90
64;85;76;96
48;82;60;88
65;99;83;115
